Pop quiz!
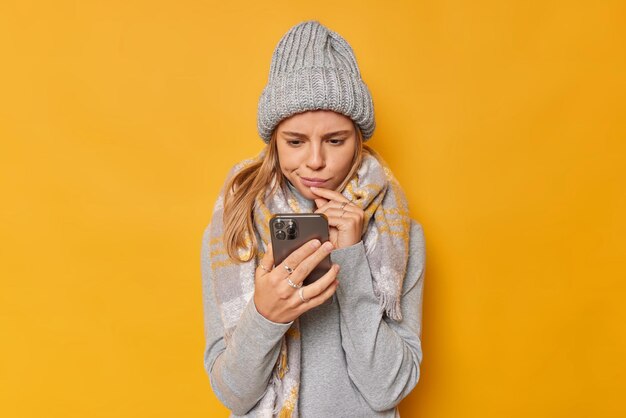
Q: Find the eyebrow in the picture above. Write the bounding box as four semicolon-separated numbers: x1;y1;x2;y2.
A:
281;130;352;139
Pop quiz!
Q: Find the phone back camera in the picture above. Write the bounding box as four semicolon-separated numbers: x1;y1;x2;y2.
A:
274;218;298;240
286;221;297;239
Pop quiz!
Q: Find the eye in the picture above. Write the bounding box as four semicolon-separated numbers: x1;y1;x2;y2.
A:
327;138;346;146
286;139;303;146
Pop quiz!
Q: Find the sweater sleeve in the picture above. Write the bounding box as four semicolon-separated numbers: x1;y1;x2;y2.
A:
200;224;293;416
330;220;426;412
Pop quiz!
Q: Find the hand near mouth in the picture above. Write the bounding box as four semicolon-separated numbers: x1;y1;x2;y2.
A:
310;186;364;249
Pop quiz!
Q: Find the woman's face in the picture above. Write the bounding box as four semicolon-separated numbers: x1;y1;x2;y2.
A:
275;110;357;200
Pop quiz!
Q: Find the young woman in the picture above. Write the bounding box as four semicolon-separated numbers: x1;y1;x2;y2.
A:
201;20;426;417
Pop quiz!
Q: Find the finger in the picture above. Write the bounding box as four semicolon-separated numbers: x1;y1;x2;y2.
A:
309;186;349;203
295;267;340;314
308;279;339;308
286;240;335;287
314;199;358;218
256;243;274;278
273;238;322;284
313;200;332;214
299;263;339;298
314;199;343;213
313;196;336;212
314;198;328;209
321;208;360;227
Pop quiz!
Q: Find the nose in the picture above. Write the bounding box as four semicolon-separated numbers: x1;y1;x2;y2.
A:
306;142;326;170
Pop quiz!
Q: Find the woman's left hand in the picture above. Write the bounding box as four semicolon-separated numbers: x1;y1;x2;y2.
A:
311;186;364;249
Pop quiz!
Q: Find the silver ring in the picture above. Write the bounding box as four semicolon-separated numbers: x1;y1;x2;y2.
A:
299;287;310;303
340;201;348;209
258;264;271;273
284;264;294;275
287;278;302;289
340;209;346;218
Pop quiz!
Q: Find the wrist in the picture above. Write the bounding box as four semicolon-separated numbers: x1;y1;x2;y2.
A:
253;294;292;325
337;234;361;249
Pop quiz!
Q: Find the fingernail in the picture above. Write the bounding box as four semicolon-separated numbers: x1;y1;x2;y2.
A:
311;239;321;248
334;264;340;271
323;241;334;251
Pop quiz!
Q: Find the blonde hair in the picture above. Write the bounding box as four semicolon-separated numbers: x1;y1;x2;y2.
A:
223;122;373;262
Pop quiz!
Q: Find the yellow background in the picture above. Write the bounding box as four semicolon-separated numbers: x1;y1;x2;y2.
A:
1;0;624;417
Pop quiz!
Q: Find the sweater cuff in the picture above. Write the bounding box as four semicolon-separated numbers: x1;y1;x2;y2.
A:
224;298;293;363
330;241;377;303
330;240;365;261
243;297;293;338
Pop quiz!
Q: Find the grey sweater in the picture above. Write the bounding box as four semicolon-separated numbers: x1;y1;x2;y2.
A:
200;213;425;417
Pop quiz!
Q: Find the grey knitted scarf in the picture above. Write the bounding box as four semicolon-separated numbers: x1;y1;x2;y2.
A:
208;151;410;417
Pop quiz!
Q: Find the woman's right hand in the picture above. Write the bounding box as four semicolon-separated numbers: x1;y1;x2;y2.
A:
253;239;340;324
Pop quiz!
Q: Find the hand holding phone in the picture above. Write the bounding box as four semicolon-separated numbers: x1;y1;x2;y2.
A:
252;213;339;324
310;186;366;249
270;214;332;286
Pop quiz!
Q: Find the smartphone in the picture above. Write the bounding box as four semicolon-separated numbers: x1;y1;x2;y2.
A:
269;213;332;286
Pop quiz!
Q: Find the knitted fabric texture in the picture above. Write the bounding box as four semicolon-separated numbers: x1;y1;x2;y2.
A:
207;152;410;416
257;20;376;143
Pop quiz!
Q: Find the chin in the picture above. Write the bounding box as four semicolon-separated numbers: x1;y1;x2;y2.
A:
297;186;317;201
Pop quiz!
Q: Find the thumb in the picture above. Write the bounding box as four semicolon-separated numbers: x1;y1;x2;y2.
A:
263;243;274;265
258;243;274;275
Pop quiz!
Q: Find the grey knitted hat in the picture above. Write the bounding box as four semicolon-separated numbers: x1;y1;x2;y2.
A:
257;20;375;143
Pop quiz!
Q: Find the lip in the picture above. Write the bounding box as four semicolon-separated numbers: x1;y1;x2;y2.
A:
299;176;329;187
